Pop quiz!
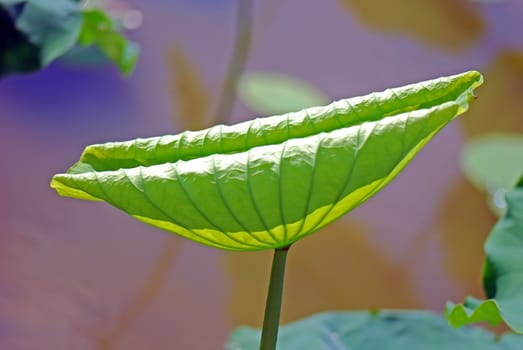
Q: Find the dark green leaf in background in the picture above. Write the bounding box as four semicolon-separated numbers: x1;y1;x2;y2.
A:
226;311;523;350
446;176;523;333
0;0;81;76
0;5;40;75
0;0;138;77
14;0;82;65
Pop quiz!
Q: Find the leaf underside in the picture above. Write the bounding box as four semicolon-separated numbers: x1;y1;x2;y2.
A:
446;176;523;333
51;71;483;251
226;310;523;350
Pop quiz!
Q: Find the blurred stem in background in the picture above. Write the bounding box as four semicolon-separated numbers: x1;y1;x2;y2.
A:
97;0;253;348
214;0;252;125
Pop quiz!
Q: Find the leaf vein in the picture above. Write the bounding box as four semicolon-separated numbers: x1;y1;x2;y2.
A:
211;155;271;246
169;163;258;249
278;141;289;242
291;134;323;241
121;167;232;249
246;149;280;244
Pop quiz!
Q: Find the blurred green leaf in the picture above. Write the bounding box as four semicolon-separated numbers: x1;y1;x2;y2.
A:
0;1;138;77
226;310;523;350
0;0;82;76
446;176;523;333
461;134;523;192
58;45;109;68
0;7;39;75
51;72;482;251
78;9;139;76
460;134;523;215
14;0;82;65
238;72;328;115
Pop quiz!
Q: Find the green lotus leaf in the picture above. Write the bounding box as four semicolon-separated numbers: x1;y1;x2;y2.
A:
446;175;523;332
226;310;523;350
51;71;483;251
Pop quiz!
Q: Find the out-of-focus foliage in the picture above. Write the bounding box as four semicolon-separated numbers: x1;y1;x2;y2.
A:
434;50;523;296
447;176;523;333
225;220;420;326
78;9;139;76
168;45;211;130
460;134;523;215
0;0;82;76
338;0;484;50
226;310;523;350
50;72;482;251
238;72;328;116
0;0;138;77
436;50;523;297
461;135;523;194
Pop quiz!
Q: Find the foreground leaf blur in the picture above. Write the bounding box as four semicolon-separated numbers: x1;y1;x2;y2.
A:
226;310;523;350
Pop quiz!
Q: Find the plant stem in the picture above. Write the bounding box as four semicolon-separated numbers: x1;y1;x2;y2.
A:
260;245;291;350
213;0;252;125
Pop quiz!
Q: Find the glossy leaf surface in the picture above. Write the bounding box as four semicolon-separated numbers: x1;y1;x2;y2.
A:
446;176;523;332
226;310;523;350
51;71;482;251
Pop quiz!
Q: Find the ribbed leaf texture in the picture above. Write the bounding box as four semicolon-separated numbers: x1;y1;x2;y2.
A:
226;311;523;350
51;71;483;251
446;176;523;333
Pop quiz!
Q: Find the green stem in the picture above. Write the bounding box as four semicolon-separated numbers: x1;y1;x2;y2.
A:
213;0;252;125
260;245;291;350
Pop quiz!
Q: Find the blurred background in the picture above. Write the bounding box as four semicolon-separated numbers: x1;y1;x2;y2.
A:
1;0;523;349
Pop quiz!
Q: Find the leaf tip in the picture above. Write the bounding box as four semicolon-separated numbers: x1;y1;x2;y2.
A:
471;71;484;92
50;174;101;202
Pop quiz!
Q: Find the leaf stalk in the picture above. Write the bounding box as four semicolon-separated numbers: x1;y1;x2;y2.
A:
260;245;290;350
